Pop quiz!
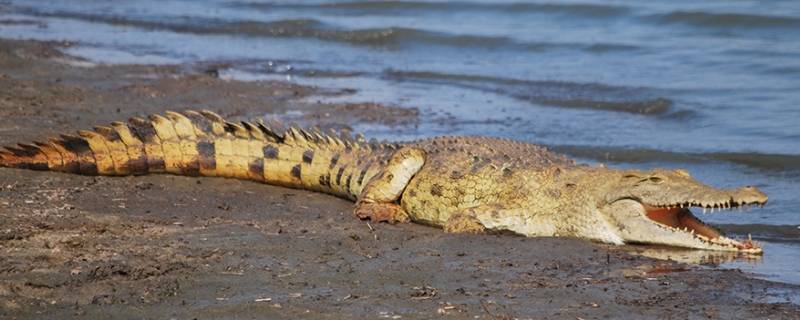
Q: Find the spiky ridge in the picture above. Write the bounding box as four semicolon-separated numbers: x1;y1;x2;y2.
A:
649;199;766;214
0;110;397;199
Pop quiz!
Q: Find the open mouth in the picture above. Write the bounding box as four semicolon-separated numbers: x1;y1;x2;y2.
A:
643;202;763;252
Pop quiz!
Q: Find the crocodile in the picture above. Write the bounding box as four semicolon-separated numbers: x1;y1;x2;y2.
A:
0;110;767;253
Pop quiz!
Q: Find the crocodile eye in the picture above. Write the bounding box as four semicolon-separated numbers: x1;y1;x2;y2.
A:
649;176;664;184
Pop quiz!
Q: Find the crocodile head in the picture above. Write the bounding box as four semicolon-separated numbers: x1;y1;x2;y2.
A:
598;168;767;253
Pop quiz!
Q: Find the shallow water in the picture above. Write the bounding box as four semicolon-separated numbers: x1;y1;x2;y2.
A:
1;0;798;285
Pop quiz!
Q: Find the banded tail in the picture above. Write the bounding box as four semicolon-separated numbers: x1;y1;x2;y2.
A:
0;110;397;201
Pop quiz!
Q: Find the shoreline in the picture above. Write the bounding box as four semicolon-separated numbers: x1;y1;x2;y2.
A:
0;38;798;319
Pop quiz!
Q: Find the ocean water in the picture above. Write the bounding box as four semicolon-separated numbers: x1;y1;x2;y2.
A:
1;1;798;285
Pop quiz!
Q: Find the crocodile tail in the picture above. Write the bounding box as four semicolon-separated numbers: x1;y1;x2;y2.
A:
0;110;397;200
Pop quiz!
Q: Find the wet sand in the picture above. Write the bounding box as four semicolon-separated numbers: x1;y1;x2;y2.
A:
0;38;798;319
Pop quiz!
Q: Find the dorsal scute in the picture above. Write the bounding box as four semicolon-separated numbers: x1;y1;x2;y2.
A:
15;143;41;156
165;111;200;138
224;122;250;139
355;133;366;144
255;120;284;143
284;126;309;147
241;121;266;141
127;111;382;151
197;110;226;136
182;110;215;137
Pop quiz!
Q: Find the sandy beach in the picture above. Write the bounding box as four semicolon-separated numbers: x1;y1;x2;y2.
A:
0;38;798;319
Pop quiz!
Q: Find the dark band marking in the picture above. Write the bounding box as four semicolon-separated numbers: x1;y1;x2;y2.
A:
357;168;368;185
29;163;49;171
345;174;352;195
147;157;166;173
127;154;149;175
302;149;314;164
223;123;236;134
79;158;99;175
128;120;159;144
197;141;215;157
59;136;92;154
196;141;216;171
263;145;279;159
329;153;339;169
184;112;213;134
19;145;49;170
7;146;48;170
95;128;122;142
248;158;264;179
54;148;80;173
126;122;164;172
10;145;39;157
290;164;301;180
113;130;148;175
58;136;98;175
336;167;346;185
318;174;330;188
181;159;201;176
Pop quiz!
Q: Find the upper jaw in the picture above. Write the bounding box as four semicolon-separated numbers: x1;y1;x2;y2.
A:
642;185;768;213
646;195;767;214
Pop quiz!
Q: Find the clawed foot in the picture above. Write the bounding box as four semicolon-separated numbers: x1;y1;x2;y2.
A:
354;201;410;224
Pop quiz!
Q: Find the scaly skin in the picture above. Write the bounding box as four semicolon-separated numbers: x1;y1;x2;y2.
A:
0;110;768;252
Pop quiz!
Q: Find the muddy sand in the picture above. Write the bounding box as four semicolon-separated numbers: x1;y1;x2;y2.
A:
0;39;797;319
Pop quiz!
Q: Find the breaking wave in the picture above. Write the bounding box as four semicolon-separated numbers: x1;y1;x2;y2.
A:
549;145;800;172
232;1;630;18
653;11;800;29
386;70;672;115
16;9;638;52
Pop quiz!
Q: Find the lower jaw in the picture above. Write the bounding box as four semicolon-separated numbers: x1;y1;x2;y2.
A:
644;206;761;253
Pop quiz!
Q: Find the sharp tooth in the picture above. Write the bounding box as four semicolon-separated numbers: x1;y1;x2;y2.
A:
703;207;707;214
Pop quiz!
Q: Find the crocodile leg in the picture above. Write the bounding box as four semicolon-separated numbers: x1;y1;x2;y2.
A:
355;147;425;223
